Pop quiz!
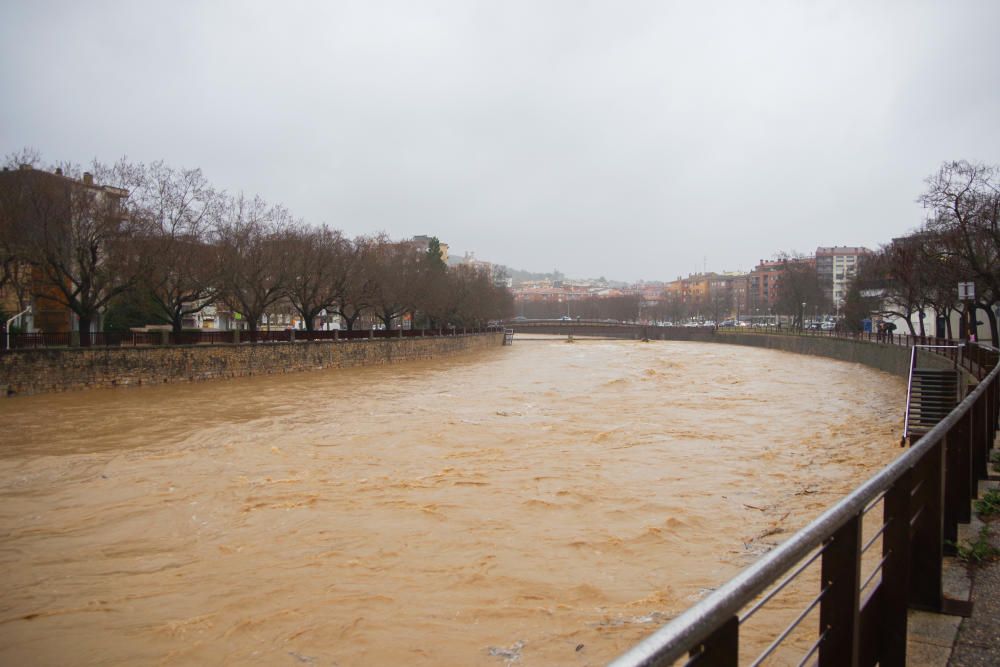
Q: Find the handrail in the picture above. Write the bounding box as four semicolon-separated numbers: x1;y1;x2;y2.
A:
901;343;963;446
610;339;999;667
901;346;917;446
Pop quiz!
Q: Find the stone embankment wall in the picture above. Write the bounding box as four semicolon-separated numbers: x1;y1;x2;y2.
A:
0;333;503;398
712;332;960;378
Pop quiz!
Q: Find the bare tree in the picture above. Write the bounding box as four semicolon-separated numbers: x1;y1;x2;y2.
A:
707;282;733;324
214;194;293;336
876;238;934;336
922;161;1000;342
369;237;421;329
771;254;828;330
334;236;378;331
915;227;964;338
0;159;149;340
2;147;43;170
284;224;351;332
134;161;223;333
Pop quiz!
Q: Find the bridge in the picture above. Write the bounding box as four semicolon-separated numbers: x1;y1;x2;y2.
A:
505;320;717;341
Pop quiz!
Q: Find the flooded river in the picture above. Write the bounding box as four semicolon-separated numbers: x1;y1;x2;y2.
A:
0;338;904;666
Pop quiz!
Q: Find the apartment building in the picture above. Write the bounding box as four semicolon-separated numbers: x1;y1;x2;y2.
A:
0;164;128;333
748;257;816;311
815;246;870;311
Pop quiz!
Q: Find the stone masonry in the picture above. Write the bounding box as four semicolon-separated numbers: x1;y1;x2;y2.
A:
0;333;503;398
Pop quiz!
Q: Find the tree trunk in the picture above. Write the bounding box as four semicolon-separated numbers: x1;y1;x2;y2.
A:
172;314;184;335
936;307;951;339
302;308;319;333
980;303;998;345
78;314;93;346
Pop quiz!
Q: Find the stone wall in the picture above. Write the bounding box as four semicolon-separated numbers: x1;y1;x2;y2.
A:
0;333;503;398
711;332;962;378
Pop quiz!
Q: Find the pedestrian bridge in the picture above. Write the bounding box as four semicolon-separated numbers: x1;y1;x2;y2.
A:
506;320;717;341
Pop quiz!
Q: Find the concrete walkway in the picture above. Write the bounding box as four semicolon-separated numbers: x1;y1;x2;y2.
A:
948;480;1000;667
903;476;998;666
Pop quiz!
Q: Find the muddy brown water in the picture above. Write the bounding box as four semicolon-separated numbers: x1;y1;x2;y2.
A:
0;338;905;666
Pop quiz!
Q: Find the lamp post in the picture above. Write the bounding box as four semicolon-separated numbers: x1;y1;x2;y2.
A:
801;301;806;331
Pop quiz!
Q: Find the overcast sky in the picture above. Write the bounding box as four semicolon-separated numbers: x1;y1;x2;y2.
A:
2;1;998;281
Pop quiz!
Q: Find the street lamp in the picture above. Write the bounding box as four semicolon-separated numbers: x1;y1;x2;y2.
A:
801;301;807;331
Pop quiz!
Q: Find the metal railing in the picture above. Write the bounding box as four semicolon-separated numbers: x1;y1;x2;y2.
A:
0;326;503;352
902;344;962;446
902;346;919;444
611;339;999;667
717;326;996;379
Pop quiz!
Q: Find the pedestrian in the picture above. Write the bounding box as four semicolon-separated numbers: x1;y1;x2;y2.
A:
885;322;896;343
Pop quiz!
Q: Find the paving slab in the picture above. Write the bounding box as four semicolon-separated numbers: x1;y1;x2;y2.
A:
948;480;999;667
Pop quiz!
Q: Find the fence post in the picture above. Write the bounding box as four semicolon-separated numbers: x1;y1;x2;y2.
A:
368;329;374;341
819;514;861;667
398;328;403;338
989;378;998;449
943;426;968;550
881;469;912;666
910;440;945;612
952;412;973;516
689;615;738;667
972;397;987;481
232;328;240;344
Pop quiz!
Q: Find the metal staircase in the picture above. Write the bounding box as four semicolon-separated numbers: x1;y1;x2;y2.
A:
902;345;963;445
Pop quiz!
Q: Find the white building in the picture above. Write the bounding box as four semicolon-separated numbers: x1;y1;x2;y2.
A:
816;246;870;312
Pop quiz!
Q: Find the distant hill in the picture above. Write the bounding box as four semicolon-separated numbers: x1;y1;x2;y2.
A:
447;255;626;287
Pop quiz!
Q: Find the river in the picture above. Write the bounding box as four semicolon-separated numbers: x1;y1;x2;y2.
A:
0;338;905;666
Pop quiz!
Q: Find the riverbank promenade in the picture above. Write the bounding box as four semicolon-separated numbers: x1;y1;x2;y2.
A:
947;475;1000;666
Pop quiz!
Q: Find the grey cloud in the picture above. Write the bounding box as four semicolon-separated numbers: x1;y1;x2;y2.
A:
2;0;999;280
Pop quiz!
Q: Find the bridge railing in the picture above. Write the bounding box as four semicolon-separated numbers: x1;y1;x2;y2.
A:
611;339;998;667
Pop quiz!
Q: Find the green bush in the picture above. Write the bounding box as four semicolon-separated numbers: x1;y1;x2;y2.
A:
974;488;1000;518
951;526;999;565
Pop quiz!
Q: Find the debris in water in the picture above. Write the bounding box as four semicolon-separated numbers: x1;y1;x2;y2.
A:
488;640;525;663
592;611;668;628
